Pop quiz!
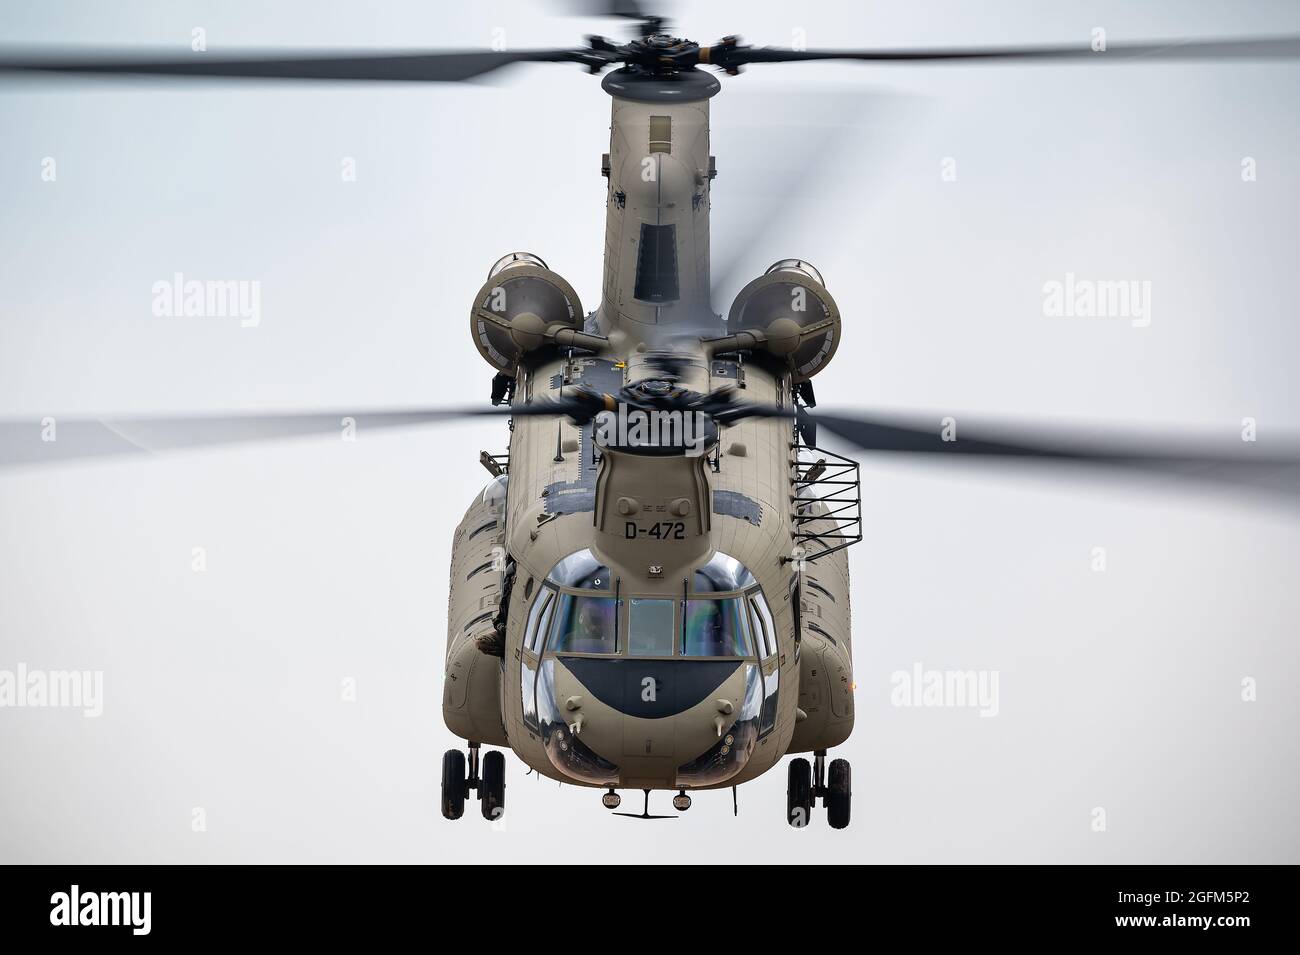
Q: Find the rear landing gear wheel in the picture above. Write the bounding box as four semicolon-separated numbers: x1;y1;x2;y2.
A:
787;757;813;827
441;749;467;820
480;750;506;822
826;758;852;830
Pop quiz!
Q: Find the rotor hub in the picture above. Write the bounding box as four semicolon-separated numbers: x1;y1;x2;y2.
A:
626;377;683;402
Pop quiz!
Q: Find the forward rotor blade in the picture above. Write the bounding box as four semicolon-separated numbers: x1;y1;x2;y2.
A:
0;47;594;83
724;35;1300;69
809;411;1300;491
0;400;589;469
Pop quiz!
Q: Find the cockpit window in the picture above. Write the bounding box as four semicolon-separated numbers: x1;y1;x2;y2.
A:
628;598;675;656
748;592;776;658
548;593;619;654
693;552;757;593
546;550;611;590
682;596;753;657
524;589;554;654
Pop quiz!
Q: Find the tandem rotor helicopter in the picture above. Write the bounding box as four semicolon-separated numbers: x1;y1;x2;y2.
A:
3;3;1300;828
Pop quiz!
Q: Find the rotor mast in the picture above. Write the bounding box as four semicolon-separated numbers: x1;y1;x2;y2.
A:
595;34;722;342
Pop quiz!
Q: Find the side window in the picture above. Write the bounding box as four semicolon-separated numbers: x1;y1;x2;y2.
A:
749;589;779;736
748;591;777;659
524;589;554;654
521;655;539;731
521;590;553;731
759;666;779;736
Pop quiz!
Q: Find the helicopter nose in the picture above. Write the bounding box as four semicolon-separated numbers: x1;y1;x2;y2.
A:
539;657;760;789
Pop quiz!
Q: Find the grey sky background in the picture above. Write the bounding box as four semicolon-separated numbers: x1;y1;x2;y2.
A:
1;1;1298;863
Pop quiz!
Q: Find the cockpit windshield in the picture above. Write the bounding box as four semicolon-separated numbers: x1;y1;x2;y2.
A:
692;552;757;592
526;549;775;660
548;592;618;654
628;597;675;656
682;596;753;657
546;550;611;590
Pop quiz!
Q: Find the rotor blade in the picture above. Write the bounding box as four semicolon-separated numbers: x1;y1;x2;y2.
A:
724;35;1300;68
808;411;1300;492
707;87;915;314
0;400;590;469
0;47;594;83
568;0;651;18
564;0;666;35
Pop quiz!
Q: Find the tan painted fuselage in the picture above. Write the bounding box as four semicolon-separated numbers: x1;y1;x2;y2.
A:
445;73;854;793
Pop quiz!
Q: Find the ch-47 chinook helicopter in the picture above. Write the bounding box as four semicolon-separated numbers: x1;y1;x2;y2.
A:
3;3;1300;828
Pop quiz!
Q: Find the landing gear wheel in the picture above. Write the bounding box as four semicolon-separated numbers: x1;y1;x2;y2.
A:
441;749;467;820
787;757;813;827
826;758;852;830
480;750;506;822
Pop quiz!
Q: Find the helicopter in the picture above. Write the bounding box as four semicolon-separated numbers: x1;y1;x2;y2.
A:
2;3;1300;829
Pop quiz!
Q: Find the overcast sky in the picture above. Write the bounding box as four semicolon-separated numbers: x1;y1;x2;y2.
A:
1;0;1298;863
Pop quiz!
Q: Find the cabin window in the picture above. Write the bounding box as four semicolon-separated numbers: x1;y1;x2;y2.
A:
634;223;679;303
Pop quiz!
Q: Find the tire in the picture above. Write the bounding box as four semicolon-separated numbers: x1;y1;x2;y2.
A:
826;758;851;830
480;750;506;822
787;757;813;827
441;749;466;820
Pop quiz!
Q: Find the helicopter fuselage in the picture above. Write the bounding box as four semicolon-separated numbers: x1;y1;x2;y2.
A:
444;67;855;796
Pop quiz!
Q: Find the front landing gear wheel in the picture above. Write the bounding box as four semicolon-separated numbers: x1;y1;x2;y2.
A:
787;757;813;827
480;750;506;821
441;749;467;820
826;758;852;829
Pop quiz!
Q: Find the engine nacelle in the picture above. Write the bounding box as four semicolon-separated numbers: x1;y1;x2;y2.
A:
725;259;840;382
470;252;586;373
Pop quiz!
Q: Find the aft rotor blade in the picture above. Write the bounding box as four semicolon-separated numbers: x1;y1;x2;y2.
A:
0;400;589;469
724;35;1300;69
708;88;910;314
567;0;653;19
0;47;596;83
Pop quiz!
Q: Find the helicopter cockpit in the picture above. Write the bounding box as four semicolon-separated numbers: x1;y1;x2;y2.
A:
523;550;774;659
519;549;781;788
